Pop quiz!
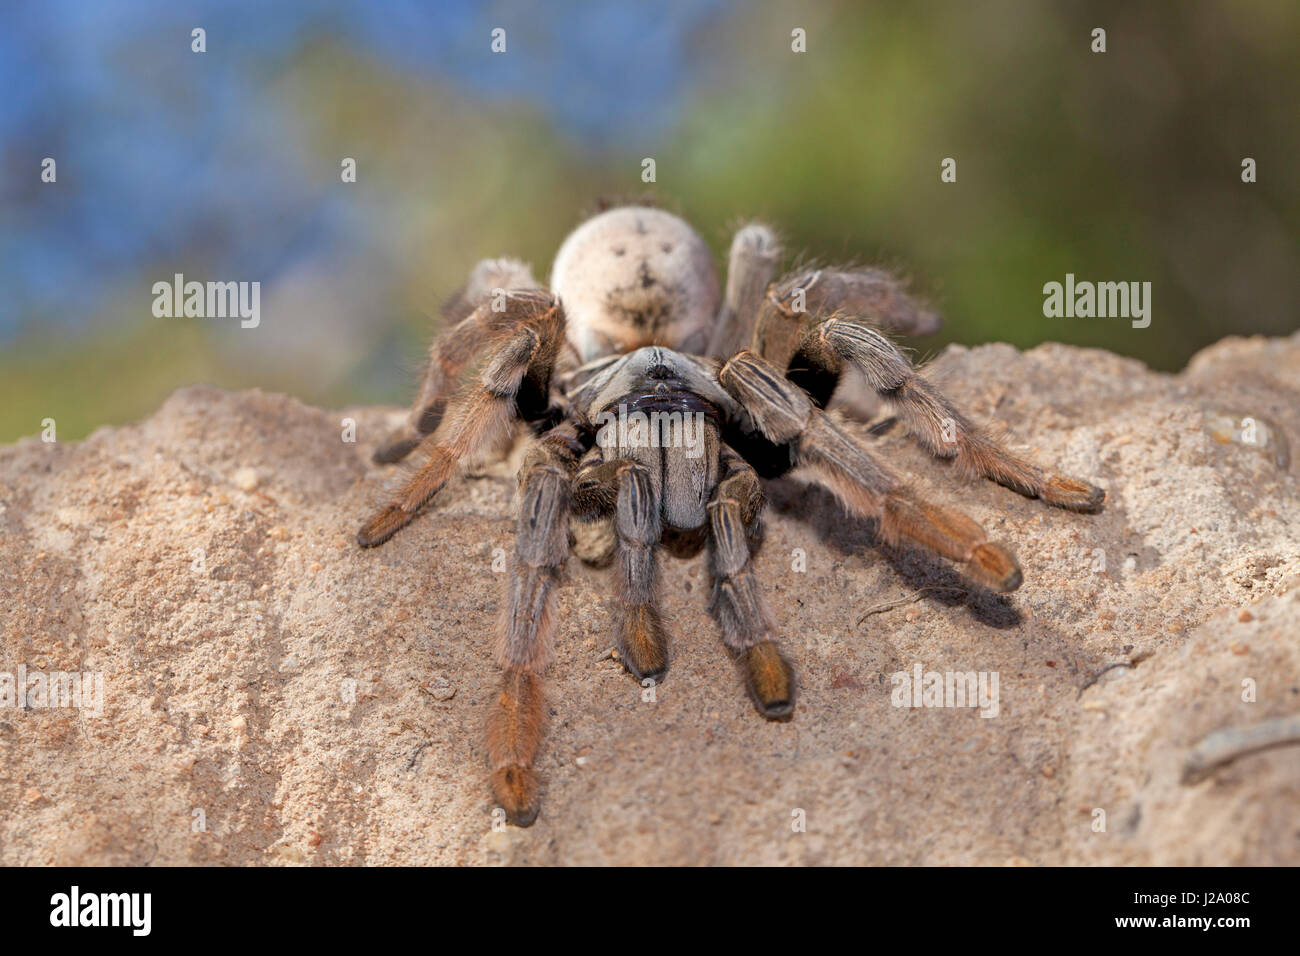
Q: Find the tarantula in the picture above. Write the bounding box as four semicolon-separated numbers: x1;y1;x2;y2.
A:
357;205;1104;826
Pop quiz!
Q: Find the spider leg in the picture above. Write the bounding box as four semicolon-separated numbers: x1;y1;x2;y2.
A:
486;426;580;827
568;446;619;567
573;452;672;677
374;258;542;463
708;222;782;359
358;290;564;546
707;447;795;718
753;266;943;375
788;319;1105;511
610;461;670;682
718;350;1023;592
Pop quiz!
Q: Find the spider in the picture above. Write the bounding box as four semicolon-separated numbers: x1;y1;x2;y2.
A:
357;205;1105;826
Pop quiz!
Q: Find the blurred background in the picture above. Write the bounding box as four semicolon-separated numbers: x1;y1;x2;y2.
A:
1;0;1296;442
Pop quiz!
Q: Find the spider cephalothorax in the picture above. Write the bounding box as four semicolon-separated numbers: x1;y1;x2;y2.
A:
358;205;1104;826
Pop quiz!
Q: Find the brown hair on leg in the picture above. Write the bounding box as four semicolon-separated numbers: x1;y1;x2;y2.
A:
706;449;795;719
795;317;1104;512
375;259;543;463
358;293;565;547
717;350;1022;592
611;462;670;681
485;431;576;826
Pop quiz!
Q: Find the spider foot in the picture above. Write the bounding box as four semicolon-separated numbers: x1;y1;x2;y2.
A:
743;641;796;720
356;505;412;547
1042;476;1106;513
616;603;669;682
967;542;1023;593
491;766;540;827
486;668;545;827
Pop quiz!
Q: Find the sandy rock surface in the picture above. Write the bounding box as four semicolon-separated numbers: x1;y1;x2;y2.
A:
2;333;1298;865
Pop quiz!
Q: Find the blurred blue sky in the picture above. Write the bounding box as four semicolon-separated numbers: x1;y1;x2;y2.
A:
0;0;728;341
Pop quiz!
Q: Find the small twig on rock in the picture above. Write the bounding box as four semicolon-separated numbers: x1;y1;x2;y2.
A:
1182;713;1300;785
405;740;432;771
856;587;965;625
1077;651;1153;698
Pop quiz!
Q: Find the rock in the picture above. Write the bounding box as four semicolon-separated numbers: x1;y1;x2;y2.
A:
232;467;260;492
1;335;1298;865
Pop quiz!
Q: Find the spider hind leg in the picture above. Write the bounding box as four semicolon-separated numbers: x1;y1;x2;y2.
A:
792;317;1105;512
718;349;1024;594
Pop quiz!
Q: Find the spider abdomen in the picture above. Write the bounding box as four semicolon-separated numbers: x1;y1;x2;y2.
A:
551;207;720;361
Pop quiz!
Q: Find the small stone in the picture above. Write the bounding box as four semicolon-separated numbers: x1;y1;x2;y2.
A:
1230;642;1250;656
1238;609;1253;623
232;467;259;492
427;680;456;701
23;787;43;804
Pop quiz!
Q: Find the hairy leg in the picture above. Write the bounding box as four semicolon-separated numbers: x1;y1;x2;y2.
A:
569;446;618;567
718;350;1023;592
358;290;564;546
374;258;542;463
486;427;579;826
791;318;1104;511
610;462;671;682
708;222;781;359
752;266;943;378
706;447;794;717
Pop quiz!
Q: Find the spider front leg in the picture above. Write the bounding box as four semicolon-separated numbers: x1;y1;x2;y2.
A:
486;426;580;827
719;351;1023;592
611;461;671;681
374;258;543;463
573;452;677;680
707;448;795;718
752;266;944;374
789;318;1104;511
357;290;564;546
